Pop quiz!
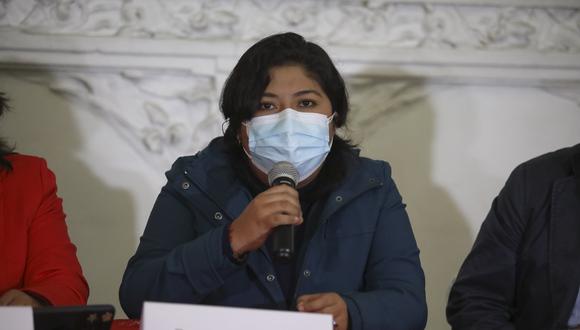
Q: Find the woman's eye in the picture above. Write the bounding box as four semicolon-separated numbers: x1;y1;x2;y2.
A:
298;100;316;108
259;103;276;111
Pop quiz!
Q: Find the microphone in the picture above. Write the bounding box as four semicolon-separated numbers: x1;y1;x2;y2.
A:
268;161;299;260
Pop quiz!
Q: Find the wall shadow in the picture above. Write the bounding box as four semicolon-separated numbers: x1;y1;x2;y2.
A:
344;71;477;330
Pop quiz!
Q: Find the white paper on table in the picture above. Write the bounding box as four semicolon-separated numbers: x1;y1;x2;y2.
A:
141;301;333;330
0;306;34;330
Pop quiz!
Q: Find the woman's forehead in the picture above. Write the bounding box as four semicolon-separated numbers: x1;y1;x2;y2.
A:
264;65;324;95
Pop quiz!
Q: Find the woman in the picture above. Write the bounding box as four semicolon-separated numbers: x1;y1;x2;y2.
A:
120;32;426;329
0;92;89;306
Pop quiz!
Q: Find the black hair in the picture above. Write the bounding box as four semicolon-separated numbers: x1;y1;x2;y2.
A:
220;32;351;148
0;92;14;172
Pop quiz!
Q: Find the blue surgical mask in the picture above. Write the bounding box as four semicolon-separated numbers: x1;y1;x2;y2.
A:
243;108;335;183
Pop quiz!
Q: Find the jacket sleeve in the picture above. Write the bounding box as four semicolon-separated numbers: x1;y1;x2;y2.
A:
341;164;427;330
22;159;89;306
119;160;242;319
446;164;529;330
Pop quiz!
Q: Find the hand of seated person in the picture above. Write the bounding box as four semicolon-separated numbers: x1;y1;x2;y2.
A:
297;292;348;330
0;289;44;307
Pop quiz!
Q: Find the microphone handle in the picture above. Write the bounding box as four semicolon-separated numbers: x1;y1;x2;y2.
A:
272;224;294;260
270;178;296;260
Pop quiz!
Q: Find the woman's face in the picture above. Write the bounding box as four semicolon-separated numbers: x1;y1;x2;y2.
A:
239;64;335;185
239;64;335;145
254;65;333;118
240;65;334;134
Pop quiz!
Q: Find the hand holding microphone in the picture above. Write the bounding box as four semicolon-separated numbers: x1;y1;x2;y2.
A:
267;162;300;260
229;161;301;257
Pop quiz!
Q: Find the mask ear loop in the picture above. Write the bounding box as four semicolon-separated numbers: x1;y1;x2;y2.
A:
241;143;253;160
327;112;337;123
239;121;252;157
328;112;336;147
221;119;229;135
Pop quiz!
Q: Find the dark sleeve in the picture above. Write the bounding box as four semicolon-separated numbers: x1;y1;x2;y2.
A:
119;161;243;319
341;163;427;330
22;159;89;306
446;164;529;330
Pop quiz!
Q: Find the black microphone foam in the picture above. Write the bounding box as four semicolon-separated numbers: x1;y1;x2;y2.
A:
268;161;299;260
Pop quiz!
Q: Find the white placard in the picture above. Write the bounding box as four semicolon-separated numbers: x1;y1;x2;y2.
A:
141;302;333;330
0;306;34;330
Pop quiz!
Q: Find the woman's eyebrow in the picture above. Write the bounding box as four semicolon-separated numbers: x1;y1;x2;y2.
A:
262;92;278;98
262;90;322;98
294;90;322;97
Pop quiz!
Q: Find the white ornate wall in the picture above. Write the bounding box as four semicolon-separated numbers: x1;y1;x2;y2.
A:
1;1;580;328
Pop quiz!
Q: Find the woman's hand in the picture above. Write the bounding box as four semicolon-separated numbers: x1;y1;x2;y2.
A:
229;184;302;255
297;292;348;330
0;289;43;307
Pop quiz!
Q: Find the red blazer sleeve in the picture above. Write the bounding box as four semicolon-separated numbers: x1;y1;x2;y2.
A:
20;158;89;305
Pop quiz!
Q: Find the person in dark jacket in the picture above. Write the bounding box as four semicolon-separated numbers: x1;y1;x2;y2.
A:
120;32;427;330
447;143;580;329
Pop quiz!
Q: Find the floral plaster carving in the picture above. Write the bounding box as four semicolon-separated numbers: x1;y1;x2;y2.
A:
8;69;222;169
0;0;579;52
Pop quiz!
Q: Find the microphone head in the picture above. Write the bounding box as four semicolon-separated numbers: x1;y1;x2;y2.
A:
268;161;299;187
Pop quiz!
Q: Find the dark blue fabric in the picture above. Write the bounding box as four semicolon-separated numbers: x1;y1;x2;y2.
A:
230;148;324;308
265;198;320;308
119;137;427;329
235;160;327;308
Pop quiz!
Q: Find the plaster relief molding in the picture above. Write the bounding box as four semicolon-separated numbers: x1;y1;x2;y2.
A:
1;0;579;52
6;69;222;170
1;1;580;84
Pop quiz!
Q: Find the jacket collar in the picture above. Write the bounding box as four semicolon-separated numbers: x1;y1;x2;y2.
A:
184;138;384;224
185;139;252;222
318;152;384;224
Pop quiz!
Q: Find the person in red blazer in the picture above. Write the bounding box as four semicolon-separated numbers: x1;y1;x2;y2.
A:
0;92;89;306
